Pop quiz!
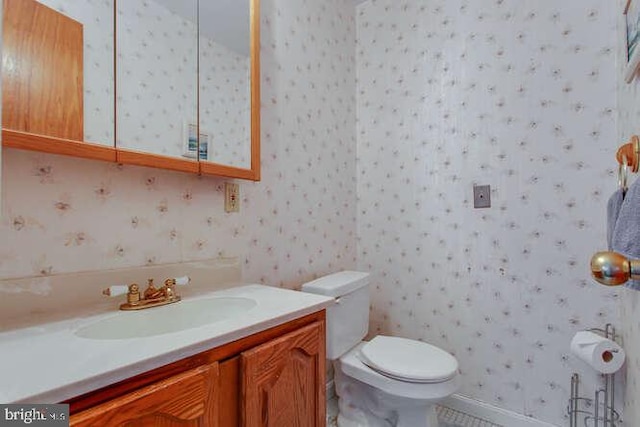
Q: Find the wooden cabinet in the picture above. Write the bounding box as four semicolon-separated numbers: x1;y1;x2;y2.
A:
67;311;325;427
2;0;261;181
242;322;325;427
70;363;220;427
3;0;84;141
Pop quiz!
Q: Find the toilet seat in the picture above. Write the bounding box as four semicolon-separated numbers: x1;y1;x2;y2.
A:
339;342;459;400
358;336;458;383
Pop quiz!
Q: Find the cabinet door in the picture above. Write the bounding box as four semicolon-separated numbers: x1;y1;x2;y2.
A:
197;0;259;177
70;362;219;427
241;321;326;427
114;0;199;172
3;0;83;141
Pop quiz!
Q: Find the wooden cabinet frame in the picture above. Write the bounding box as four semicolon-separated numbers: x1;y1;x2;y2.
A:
242;321;326;427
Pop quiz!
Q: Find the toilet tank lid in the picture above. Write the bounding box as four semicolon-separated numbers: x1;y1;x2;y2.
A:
302;271;369;297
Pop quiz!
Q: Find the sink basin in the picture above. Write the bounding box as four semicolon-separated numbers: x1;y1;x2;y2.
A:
75;296;257;340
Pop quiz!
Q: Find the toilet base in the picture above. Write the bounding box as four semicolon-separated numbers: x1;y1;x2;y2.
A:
337;406;439;427
394;405;439;427
334;362;441;427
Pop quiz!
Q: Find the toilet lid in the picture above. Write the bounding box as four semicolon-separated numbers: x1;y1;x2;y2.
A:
358;336;458;383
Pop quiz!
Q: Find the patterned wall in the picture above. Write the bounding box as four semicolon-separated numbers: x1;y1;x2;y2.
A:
356;1;618;425
0;0;357;289
617;0;640;423
237;0;357;285
1;1;627;424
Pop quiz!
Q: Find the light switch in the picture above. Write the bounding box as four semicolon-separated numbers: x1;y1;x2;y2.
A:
225;182;240;212
473;185;491;208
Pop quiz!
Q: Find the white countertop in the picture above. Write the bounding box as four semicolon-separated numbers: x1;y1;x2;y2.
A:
0;285;334;403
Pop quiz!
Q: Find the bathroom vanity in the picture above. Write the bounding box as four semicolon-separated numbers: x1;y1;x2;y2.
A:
69;311;325;426
0;283;333;427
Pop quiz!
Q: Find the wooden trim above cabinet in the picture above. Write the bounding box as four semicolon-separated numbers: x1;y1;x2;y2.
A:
2;130;260;180
116;148;200;174
2;129;116;162
199;161;258;180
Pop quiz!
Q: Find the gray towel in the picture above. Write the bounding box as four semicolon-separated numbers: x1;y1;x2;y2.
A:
611;178;640;290
607;189;624;250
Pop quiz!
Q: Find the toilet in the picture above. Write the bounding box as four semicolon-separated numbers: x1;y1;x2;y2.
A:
302;271;459;427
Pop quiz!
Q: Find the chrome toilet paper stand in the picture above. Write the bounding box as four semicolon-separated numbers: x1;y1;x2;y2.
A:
568;324;621;426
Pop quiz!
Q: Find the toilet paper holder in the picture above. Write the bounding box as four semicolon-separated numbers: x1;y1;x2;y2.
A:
568;324;621;427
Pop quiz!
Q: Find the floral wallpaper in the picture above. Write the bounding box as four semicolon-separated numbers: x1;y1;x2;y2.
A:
617;0;640;423
237;0;357;284
1;0;629;425
356;1;617;425
0;0;357;287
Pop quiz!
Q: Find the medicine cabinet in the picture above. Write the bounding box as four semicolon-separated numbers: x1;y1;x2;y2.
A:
2;0;260;180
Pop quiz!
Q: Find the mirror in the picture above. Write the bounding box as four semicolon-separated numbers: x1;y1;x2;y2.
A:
115;0;198;163
199;0;260;179
198;0;251;169
2;0;259;180
115;0;259;179
2;0;115;147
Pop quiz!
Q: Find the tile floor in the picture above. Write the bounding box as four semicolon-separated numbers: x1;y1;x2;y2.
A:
327;396;502;427
435;405;503;427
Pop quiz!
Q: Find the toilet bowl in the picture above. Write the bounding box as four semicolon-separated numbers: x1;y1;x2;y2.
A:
302;271;459;427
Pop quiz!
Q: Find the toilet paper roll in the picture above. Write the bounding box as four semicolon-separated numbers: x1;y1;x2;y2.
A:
570;331;625;374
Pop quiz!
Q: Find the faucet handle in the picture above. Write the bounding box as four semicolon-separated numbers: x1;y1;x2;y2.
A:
164;276;191;287
102;285;129;297
175;276;190;286
103;284;141;304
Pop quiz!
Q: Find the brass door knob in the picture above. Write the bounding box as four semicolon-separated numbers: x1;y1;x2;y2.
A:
590;251;640;286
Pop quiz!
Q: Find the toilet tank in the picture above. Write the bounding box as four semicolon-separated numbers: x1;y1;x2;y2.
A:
302;271;370;359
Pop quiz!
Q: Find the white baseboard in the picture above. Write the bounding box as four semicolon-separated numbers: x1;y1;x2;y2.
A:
443;394;559;427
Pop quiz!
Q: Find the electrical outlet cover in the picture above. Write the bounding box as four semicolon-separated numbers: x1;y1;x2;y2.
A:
473;185;491;208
